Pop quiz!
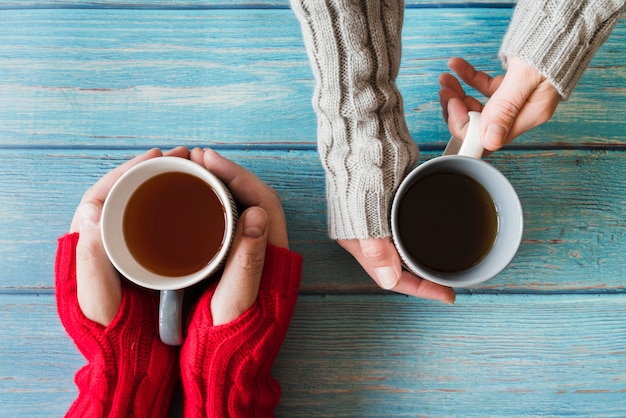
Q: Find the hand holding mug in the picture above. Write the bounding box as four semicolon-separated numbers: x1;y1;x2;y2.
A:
189;147;290;325
69;147;191;326
70;147;288;341
439;56;561;152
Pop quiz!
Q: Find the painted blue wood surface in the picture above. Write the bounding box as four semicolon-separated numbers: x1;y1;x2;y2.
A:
0;1;625;416
0;9;623;148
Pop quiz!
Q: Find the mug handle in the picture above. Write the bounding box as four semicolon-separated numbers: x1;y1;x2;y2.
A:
159;289;184;346
442;111;484;159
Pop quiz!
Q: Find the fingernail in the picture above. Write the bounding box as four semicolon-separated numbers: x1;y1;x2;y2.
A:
445;292;456;305
79;203;100;230
243;207;267;238
375;266;399;290
484;124;508;150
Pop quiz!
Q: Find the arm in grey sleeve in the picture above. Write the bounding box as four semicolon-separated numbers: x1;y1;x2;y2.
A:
290;0;418;240
500;0;625;100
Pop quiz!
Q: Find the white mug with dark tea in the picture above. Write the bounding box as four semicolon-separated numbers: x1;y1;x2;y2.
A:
391;112;523;288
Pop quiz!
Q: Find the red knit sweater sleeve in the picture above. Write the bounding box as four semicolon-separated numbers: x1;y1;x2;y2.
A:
55;233;179;418
181;244;303;418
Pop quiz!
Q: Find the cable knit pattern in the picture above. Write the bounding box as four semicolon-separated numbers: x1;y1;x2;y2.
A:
291;0;418;240
55;233;179;418
181;245;303;418
500;0;625;100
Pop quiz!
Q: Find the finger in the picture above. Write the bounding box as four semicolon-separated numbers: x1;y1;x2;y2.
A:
202;148;276;208
211;207;269;326
189;147;205;165
439;76;483;138
442;95;485;146
202;148;289;249
438;72;466;100
74;202;122;326
448;57;501;98
163;145;191;159
357;238;403;290
70;148;164;233
393;271;456;304
339;238;403;290
438;86;456;122
444;97;471;140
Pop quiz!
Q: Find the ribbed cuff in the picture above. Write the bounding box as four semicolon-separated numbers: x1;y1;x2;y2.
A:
55;233;178;418
500;0;625;100
181;245;302;417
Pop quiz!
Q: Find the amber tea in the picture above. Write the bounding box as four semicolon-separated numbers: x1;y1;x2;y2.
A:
396;172;498;273
123;171;226;277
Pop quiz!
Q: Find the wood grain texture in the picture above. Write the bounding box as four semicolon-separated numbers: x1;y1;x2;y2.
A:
275;293;626;416
0;9;623;148
2;293;626;416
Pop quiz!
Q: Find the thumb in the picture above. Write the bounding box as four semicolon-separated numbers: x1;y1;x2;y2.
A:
480;88;522;152
359;238;403;290
211;206;269;326
75;202;122;326
480;59;544;151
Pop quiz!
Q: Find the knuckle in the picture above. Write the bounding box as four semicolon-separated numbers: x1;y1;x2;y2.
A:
492;98;522;120
264;185;282;206
75;241;100;264
360;242;389;266
234;248;265;276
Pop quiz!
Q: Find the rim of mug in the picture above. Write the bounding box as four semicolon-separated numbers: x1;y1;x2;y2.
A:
101;156;236;291
391;155;524;288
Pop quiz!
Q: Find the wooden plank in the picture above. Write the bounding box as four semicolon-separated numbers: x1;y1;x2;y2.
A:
0;9;623;148
0;1;519;9
275;293;626;416
2;148;626;293
0;294;79;415
2;293;626;416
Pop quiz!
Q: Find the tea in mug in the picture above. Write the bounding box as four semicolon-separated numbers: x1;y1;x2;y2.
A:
123;171;226;277
396;172;498;273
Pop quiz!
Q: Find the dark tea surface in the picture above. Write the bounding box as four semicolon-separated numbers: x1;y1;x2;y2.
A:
123;171;226;277
398;172;497;273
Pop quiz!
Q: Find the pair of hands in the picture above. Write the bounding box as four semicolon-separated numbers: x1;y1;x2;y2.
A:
338;56;561;302
70;146;288;327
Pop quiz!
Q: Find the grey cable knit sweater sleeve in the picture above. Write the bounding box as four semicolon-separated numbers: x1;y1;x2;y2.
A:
500;0;625;100
290;0;418;240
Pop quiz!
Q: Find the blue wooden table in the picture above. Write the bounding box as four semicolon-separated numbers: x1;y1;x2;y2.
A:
1;1;625;416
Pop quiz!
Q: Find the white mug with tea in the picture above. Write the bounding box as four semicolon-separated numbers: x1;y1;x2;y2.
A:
391;111;523;287
101;156;237;345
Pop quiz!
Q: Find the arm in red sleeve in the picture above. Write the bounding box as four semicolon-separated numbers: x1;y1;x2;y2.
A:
181;244;303;418
55;233;179;418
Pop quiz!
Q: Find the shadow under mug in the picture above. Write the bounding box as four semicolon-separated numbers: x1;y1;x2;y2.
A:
391;112;524;288
101;156;237;345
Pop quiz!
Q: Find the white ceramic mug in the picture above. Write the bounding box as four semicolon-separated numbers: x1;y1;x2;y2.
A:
391;112;523;287
101;156;237;345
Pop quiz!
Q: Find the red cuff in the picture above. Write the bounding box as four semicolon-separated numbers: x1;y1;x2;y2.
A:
181;245;303;417
55;233;179;418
